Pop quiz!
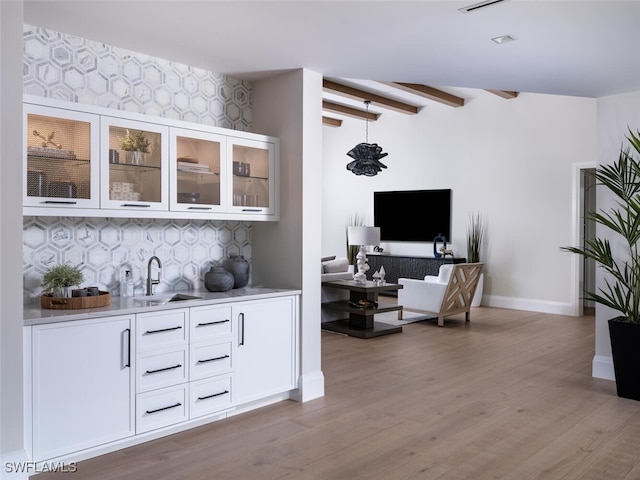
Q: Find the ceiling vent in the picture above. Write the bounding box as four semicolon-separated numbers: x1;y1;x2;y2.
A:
459;0;509;14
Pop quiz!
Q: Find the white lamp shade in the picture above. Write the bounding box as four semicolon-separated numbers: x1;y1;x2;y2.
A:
348;226;380;246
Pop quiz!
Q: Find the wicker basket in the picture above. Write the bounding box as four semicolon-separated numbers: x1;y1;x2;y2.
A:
41;291;111;310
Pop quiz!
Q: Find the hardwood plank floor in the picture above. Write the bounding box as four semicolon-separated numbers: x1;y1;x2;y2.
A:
35;307;640;480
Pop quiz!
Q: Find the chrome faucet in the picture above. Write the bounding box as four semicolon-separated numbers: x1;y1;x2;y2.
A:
146;256;162;296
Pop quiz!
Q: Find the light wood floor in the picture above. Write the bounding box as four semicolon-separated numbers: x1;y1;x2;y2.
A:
36;306;640;480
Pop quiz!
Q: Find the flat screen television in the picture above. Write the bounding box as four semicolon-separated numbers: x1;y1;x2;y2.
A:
374;189;451;242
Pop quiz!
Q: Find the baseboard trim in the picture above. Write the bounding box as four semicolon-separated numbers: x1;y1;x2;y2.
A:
290;370;325;402
1;449;30;479
592;354;615;381
482;295;575;316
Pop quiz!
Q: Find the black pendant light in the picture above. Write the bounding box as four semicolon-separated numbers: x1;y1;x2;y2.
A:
345;100;389;176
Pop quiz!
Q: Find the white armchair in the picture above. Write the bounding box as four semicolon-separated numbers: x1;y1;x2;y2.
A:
398;263;484;327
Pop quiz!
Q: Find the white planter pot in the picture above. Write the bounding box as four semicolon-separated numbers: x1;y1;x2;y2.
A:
471;273;484;307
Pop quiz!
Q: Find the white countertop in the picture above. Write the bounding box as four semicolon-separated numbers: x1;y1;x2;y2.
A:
24;287;301;326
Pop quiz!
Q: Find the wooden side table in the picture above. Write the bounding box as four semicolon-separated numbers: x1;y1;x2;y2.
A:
321;280;404;339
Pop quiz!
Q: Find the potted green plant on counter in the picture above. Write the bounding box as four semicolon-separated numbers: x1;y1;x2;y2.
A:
562;127;640;400
41;263;84;298
467;211;485;306
120;129;150;165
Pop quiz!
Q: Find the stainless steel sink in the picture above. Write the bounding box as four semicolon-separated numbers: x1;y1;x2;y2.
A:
133;293;203;306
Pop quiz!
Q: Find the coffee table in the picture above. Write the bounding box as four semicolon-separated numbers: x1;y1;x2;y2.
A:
321;279;404;339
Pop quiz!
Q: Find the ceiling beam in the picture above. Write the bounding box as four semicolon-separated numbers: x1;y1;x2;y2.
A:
381;82;465;108
485;89;520;99
322;101;379;121
323;79;418;115
322;116;343;128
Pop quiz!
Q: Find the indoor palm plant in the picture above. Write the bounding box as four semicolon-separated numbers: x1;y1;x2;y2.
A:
562;127;640;400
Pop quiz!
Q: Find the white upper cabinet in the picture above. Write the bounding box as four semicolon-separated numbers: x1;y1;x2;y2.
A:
24;103;100;209
22;95;279;221
169;127;227;213
100;116;169;212
228;137;276;216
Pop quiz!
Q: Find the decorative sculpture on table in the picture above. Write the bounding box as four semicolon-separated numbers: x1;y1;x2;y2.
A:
348;226;381;284
433;234;448;258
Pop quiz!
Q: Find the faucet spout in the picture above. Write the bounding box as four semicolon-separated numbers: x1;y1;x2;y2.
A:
146;256;162;296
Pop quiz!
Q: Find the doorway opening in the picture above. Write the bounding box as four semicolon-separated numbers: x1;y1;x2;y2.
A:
572;162;597;317
582;168;596;316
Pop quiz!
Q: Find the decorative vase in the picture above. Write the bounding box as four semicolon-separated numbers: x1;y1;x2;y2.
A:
204;266;235;292
222;255;250;288
125;151;145;166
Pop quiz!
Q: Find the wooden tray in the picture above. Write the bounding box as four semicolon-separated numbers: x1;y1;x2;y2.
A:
41;291;111;310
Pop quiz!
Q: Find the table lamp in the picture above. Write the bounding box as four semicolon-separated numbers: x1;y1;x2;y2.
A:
348;226;381;284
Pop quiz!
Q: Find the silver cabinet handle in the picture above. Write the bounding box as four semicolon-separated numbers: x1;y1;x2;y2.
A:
238;313;245;346
122;328;131;368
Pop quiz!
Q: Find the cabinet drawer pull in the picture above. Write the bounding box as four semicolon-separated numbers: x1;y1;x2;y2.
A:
187;206;212;210
198;390;229;401
42;200;77;204
239;313;245;346
144;325;182;335
145;364;182;375
146;402;182;415
197;319;230;327
121;203;151;208
197;355;229;364
241;208;261;212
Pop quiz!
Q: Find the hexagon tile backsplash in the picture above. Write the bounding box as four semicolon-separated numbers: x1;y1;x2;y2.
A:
23;24;252;130
23;217;252;304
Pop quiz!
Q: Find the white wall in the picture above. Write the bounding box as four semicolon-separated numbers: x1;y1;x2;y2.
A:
1;0;27;471
592;90;640;380
323;92;596;314
252;69;324;402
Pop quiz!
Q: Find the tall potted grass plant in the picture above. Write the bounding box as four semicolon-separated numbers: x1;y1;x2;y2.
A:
467;212;485;307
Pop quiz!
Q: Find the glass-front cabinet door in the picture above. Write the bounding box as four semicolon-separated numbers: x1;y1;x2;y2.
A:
24;104;99;209
229;138;275;215
101;117;169;211
169;127;227;213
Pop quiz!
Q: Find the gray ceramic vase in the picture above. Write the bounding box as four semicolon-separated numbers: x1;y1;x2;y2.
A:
222;255;250;288
204;266;235;292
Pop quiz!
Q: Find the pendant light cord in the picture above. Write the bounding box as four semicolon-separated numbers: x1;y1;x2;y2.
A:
364;100;370;143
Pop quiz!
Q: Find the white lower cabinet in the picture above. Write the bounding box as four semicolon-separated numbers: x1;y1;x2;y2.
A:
190;376;233;419
234;296;297;404
27;294;298;463
30;315;134;461
136;384;189;434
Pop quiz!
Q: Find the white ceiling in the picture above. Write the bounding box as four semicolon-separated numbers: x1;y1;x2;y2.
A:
22;0;640;111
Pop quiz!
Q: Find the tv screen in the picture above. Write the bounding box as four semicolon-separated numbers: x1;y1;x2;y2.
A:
374;189;451;242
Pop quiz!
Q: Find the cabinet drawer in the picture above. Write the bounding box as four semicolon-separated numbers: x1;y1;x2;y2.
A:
190;341;232;381
136;384;188;434
137;348;188;392
190;376;232;419
190;305;232;343
137;309;188;351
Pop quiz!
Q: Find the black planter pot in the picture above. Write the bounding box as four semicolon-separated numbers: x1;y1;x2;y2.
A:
608;317;640;400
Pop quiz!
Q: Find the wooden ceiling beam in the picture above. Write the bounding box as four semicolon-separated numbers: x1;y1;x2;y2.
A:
322;116;343;127
323;79;418;115
485;89;520;99
322;101;379;121
381;82;465;108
